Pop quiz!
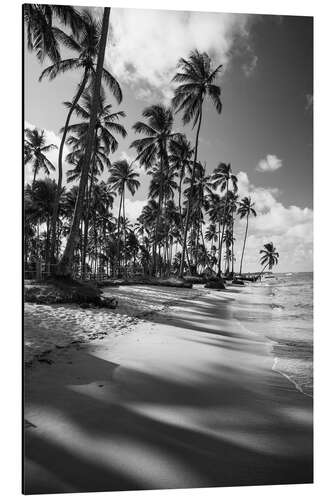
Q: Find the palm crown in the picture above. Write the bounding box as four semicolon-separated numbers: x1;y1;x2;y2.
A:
63;87;127;154
238;196;257;218
108;160;141;196
260;242;279;270
24;128;57;183
131;104;180;169
39;9;122;104
172;50;223;126
211;163;238;193
24;4;83;63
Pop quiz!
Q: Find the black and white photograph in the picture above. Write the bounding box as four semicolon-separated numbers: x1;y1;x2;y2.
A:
23;2;313;494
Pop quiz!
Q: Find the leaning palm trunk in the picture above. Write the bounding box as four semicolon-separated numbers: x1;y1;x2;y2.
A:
257;262;269;280
57;7;110;276
239;213;249;275
50;68;89;265
179;101;203;277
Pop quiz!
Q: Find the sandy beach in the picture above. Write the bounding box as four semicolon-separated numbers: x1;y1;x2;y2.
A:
24;283;313;494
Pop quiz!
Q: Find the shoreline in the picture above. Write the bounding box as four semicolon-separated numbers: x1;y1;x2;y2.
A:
24;283;313;493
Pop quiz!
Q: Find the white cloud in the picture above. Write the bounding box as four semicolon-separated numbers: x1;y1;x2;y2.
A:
233;171;313;272
242;54;258;77
107;8;255;100
256;154;283;172
114;197;146;223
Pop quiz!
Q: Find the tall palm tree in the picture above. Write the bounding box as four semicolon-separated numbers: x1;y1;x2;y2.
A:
172;50;223;276
259;242;279;278
63;87;126;155
108;160;140;274
238;196;257;275
24;128;57;185
40;9;122;267
58;7;111;276
169;135;193;215
23;4;83;63
211;163;238;276
131;104;180;275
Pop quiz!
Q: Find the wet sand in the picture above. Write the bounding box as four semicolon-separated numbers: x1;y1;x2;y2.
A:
24;284;313;494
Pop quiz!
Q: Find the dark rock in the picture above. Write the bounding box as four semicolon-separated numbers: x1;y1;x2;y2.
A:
79;302;92;309
204;278;226;290
232;279;245;285
97;296;118;309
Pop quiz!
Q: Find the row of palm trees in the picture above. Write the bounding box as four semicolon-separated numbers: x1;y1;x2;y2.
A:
24;5;279;279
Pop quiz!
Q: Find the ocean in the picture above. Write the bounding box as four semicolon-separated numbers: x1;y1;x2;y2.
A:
264;272;313;397
231;272;313;397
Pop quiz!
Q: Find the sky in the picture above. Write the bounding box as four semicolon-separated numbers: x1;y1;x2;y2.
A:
24;6;313;273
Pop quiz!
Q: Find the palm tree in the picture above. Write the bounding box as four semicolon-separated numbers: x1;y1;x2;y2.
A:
238;197;257;275
169;135;193;215
23;4;83;63
24;128;57;185
172;50;223;276
40;9;122;268
63;87;127;155
131;104;180;275
258;242;279;278
211;163;238;276
58;7;111;276
108;160;140;274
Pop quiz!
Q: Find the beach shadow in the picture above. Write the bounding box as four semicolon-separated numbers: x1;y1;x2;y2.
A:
24;287;313;494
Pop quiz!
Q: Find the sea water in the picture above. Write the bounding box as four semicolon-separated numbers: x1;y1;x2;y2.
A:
260;272;313;397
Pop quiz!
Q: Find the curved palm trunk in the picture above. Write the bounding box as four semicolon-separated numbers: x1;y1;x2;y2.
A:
179;101;203;277
57;7;110;276
239;213;249;275
257;262;269;280
50;68;89;266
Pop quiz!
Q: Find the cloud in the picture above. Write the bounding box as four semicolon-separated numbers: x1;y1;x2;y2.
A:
256;154;283;172
114;197;146;223
233;171;313;272
107;8;255;100
242;53;258;77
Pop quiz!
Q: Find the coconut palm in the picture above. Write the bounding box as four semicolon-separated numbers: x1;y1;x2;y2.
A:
40;9;122;268
211;163;238;276
63;87;127;155
58;7;111;276
131;104;180;275
24;128;57;185
23;4;83;63
172;50;223;276
169;135;193;215
238;197;257;275
259;242;279;278
108;160;140;274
